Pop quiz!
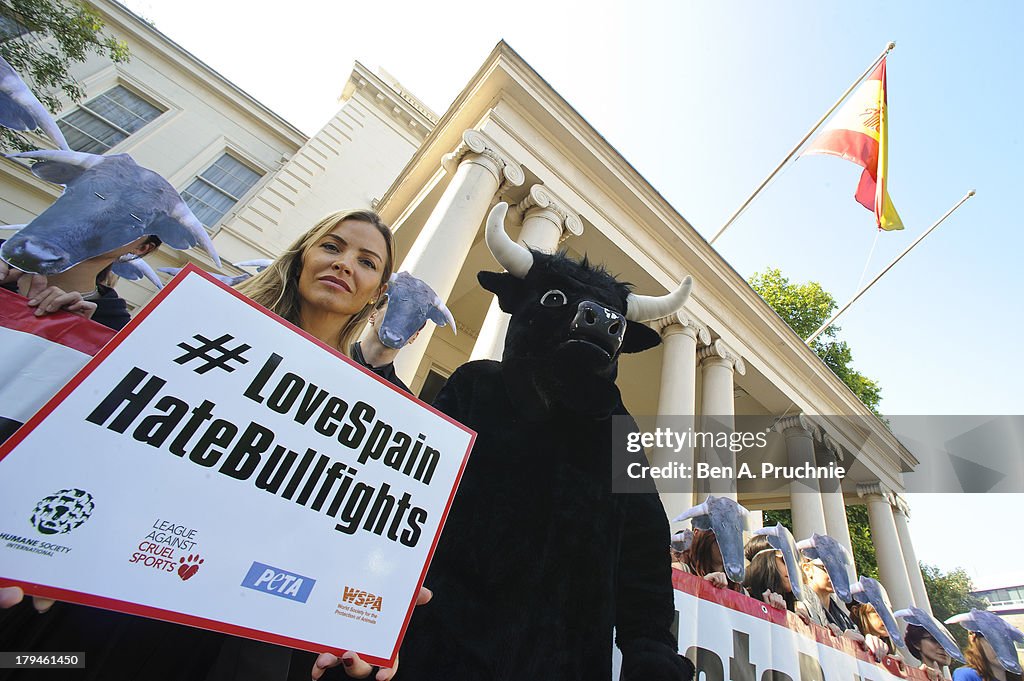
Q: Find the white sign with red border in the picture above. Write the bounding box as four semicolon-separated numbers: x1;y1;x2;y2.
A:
0;266;475;667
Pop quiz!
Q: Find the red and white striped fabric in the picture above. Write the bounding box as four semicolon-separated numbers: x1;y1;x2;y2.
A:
0;287;114;442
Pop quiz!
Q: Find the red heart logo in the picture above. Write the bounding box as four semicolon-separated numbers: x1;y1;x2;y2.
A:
177;554;203;581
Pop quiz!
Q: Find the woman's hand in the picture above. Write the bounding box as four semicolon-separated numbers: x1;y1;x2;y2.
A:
0;586;56;613
312;586;432;680
0;260;23;287
703;572;728;589
761;590;787;610
24;275;97;320
864;634;888;662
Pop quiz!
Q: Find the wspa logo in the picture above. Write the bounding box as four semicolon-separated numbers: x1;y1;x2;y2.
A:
341;586;383;612
241;562;316;603
30;489;94;536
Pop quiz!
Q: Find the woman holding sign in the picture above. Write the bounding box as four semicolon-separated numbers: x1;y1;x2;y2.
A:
0;209;427;681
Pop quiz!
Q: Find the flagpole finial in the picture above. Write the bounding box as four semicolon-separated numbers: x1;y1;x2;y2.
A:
887;41;896;52
968;189;976;197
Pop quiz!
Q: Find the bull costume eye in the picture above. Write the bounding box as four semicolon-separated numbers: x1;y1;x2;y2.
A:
540;290;567;307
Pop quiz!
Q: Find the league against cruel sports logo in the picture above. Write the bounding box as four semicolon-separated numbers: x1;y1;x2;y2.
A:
30;488;94;536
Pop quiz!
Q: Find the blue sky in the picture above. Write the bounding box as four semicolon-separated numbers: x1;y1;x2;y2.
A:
121;0;1022;581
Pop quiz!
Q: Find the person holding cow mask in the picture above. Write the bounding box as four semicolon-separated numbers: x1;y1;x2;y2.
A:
0;234;161;329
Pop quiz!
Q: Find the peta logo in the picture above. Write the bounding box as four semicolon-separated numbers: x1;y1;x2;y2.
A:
341;586;383;612
241;562;316;603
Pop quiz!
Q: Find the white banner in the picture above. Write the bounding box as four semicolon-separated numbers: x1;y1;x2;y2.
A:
658;572;925;681
0;268;475;667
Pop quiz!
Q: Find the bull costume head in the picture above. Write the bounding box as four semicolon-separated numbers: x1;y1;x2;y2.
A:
0;150;220;274
481;202;691;419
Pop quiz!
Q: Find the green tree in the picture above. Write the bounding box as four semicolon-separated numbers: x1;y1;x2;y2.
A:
0;0;129;151
762;505;879;579
921;563;988;655
748;267;883;416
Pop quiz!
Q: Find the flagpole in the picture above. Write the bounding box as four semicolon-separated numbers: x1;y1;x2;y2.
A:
709;41;897;246
805;190;976;345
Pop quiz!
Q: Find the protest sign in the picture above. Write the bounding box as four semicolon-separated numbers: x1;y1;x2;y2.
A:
0;267;475;666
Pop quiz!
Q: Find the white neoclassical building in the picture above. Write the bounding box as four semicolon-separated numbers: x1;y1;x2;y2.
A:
0;1;930;617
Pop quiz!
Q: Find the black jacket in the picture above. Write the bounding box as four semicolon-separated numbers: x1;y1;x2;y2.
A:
397;360;683;681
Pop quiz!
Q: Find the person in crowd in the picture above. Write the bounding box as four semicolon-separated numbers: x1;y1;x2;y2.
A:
967;631;1022;681
0;235;161;330
684;526;747;593
798;554;895;660
954;631;1023;681
670;529;693;572
906;623;952;679
743;534;793;612
0;209;422;681
849;602;903;661
674;496;749;592
801;556;857;632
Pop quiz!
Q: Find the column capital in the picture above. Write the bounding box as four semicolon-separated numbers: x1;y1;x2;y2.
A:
891;494;911;518
649;309;711;344
856;481;896;506
442;129;525;188
514;184;584;238
697;338;746;376
818;430;845;462
773;414;817;437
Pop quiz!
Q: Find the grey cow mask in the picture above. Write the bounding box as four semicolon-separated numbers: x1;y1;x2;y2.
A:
1;150;219;274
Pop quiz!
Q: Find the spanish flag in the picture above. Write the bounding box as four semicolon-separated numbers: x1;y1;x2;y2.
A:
803;58;904;231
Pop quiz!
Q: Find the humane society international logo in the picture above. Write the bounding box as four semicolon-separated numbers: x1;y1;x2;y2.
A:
30;488;94;536
241;562;316;603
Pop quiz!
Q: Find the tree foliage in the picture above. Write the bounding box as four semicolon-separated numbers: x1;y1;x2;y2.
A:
921;563;988;655
748;267;883;416
0;0;129;151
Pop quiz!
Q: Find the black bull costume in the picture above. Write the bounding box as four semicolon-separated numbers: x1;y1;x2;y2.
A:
399;203;693;680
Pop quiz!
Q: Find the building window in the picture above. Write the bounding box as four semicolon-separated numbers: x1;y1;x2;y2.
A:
417;369;449;405
57;85;164;153
181;153;263;230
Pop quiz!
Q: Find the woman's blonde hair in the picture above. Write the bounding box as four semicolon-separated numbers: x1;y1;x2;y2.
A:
236;209;394;354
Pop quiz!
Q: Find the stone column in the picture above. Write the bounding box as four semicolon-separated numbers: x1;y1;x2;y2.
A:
393;129;524;381
776;415;828;539
648;311;709;520
858;482;916;611
470;185;583;361
893;496;932;613
817;434;856;565
696;338;745;501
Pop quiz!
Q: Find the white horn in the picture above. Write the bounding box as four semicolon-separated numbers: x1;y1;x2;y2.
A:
7;149;103;169
894;609;915;619
796;538;815;550
626;276;693;322
171;201;221;267
671;500;709;523
435;295;457;334
850;580;865;596
945;613;972;626
484;202;532;279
